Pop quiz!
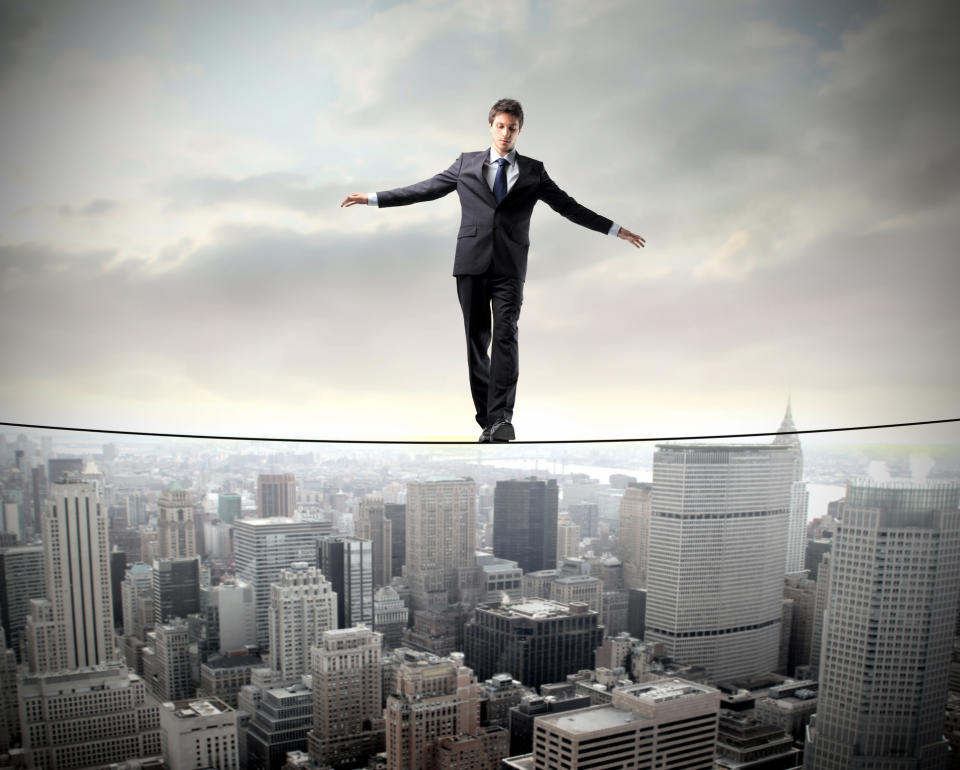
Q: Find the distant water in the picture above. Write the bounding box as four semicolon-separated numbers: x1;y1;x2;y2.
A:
491;457;846;524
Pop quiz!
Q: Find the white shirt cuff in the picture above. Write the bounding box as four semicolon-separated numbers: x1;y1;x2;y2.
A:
368;192;378;207
608;221;621;237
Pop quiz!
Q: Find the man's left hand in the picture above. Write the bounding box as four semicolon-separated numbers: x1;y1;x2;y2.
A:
617;227;645;248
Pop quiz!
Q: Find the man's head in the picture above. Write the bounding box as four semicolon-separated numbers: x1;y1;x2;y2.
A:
488;98;523;156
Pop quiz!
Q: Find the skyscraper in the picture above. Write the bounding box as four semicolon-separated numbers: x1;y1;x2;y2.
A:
556;516;580;561
773;399;809;574
646;443;794;681
616;483;651;590
233;517;333;649
404;479;477;613
356;496;394;588
0;544;45;661
308;626;384;769
256;473;296;518
493;478;558;574
805;479;960;770
25;478;115;672
385;502;406;580
267;562;337;684
153;556;201;626
217;492;242;524
157;484;196;559
318;535;374;629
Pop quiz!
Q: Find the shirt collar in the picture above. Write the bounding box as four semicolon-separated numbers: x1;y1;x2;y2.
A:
488;147;517;165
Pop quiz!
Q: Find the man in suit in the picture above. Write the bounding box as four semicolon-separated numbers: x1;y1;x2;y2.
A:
342;98;644;442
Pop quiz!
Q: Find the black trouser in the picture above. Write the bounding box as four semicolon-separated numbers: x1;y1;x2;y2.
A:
455;271;524;428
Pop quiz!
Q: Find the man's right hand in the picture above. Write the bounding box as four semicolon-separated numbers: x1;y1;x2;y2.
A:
340;193;368;207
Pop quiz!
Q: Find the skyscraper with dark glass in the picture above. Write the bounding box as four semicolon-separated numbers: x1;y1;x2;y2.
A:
493;478;558;574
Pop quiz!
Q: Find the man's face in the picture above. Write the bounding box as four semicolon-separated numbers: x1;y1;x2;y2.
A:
489;112;521;155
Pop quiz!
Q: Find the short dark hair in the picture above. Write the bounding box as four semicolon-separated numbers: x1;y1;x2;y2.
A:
488;98;524;129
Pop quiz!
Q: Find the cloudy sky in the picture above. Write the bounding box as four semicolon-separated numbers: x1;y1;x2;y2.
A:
1;0;958;444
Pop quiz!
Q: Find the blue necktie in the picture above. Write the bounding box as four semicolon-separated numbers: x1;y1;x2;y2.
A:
493;157;508;204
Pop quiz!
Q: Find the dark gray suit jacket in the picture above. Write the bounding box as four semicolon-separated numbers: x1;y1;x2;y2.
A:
376;150;613;280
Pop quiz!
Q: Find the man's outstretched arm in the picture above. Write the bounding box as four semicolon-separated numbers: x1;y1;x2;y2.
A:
538;166;645;249
340;155;463;210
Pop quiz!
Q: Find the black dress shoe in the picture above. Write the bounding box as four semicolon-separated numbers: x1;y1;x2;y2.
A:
488;418;515;443
479;425;493;443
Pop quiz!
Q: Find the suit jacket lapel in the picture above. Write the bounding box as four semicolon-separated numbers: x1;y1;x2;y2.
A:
471;150;498;207
505;151;535;201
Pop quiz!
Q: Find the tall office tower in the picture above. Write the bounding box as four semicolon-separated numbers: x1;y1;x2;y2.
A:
0;627;19;753
233;517;332;649
773;400;809;574
807;551;832;678
374;586;408;649
566;502;599;539
405;479;477;613
0;544;45;661
464;599;604;691
122;561;155;639
783;573;817;677
25;478;115;672
805;480;960;770
157;484;196;559
19;663;162;769
127;490;148;527
493;478;558;574
616;483;651;589
256;473;296;518
218;492;242;524
646;443;794;682
502;679;720;770
556;516;580;561
357;496;394;588
146;620;194;701
384;649;487;770
308;626;385;768
153;556;201;626
385;502;406;580
267;563;337;684
110;549;126;630
159;697;239;770
318;535;374;629
30;463;46;536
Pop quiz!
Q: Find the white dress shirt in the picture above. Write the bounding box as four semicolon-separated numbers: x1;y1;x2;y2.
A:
369;147;621;237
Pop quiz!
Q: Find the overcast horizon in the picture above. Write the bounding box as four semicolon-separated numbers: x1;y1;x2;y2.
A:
1;1;958;444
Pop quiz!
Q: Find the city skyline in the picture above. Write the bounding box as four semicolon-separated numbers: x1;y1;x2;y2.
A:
1;2;957;441
2;416;960;768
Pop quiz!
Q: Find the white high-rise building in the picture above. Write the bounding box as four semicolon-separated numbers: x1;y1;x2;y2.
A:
267;562;337;684
308;626;384;768
646;443;794;681
773;400;809;574
616;483;651;589
233;517;333;649
24;479;115;672
404;479;477;612
159;696;239;770
157;485;196;560
805;479;960;770
556;516;580;561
